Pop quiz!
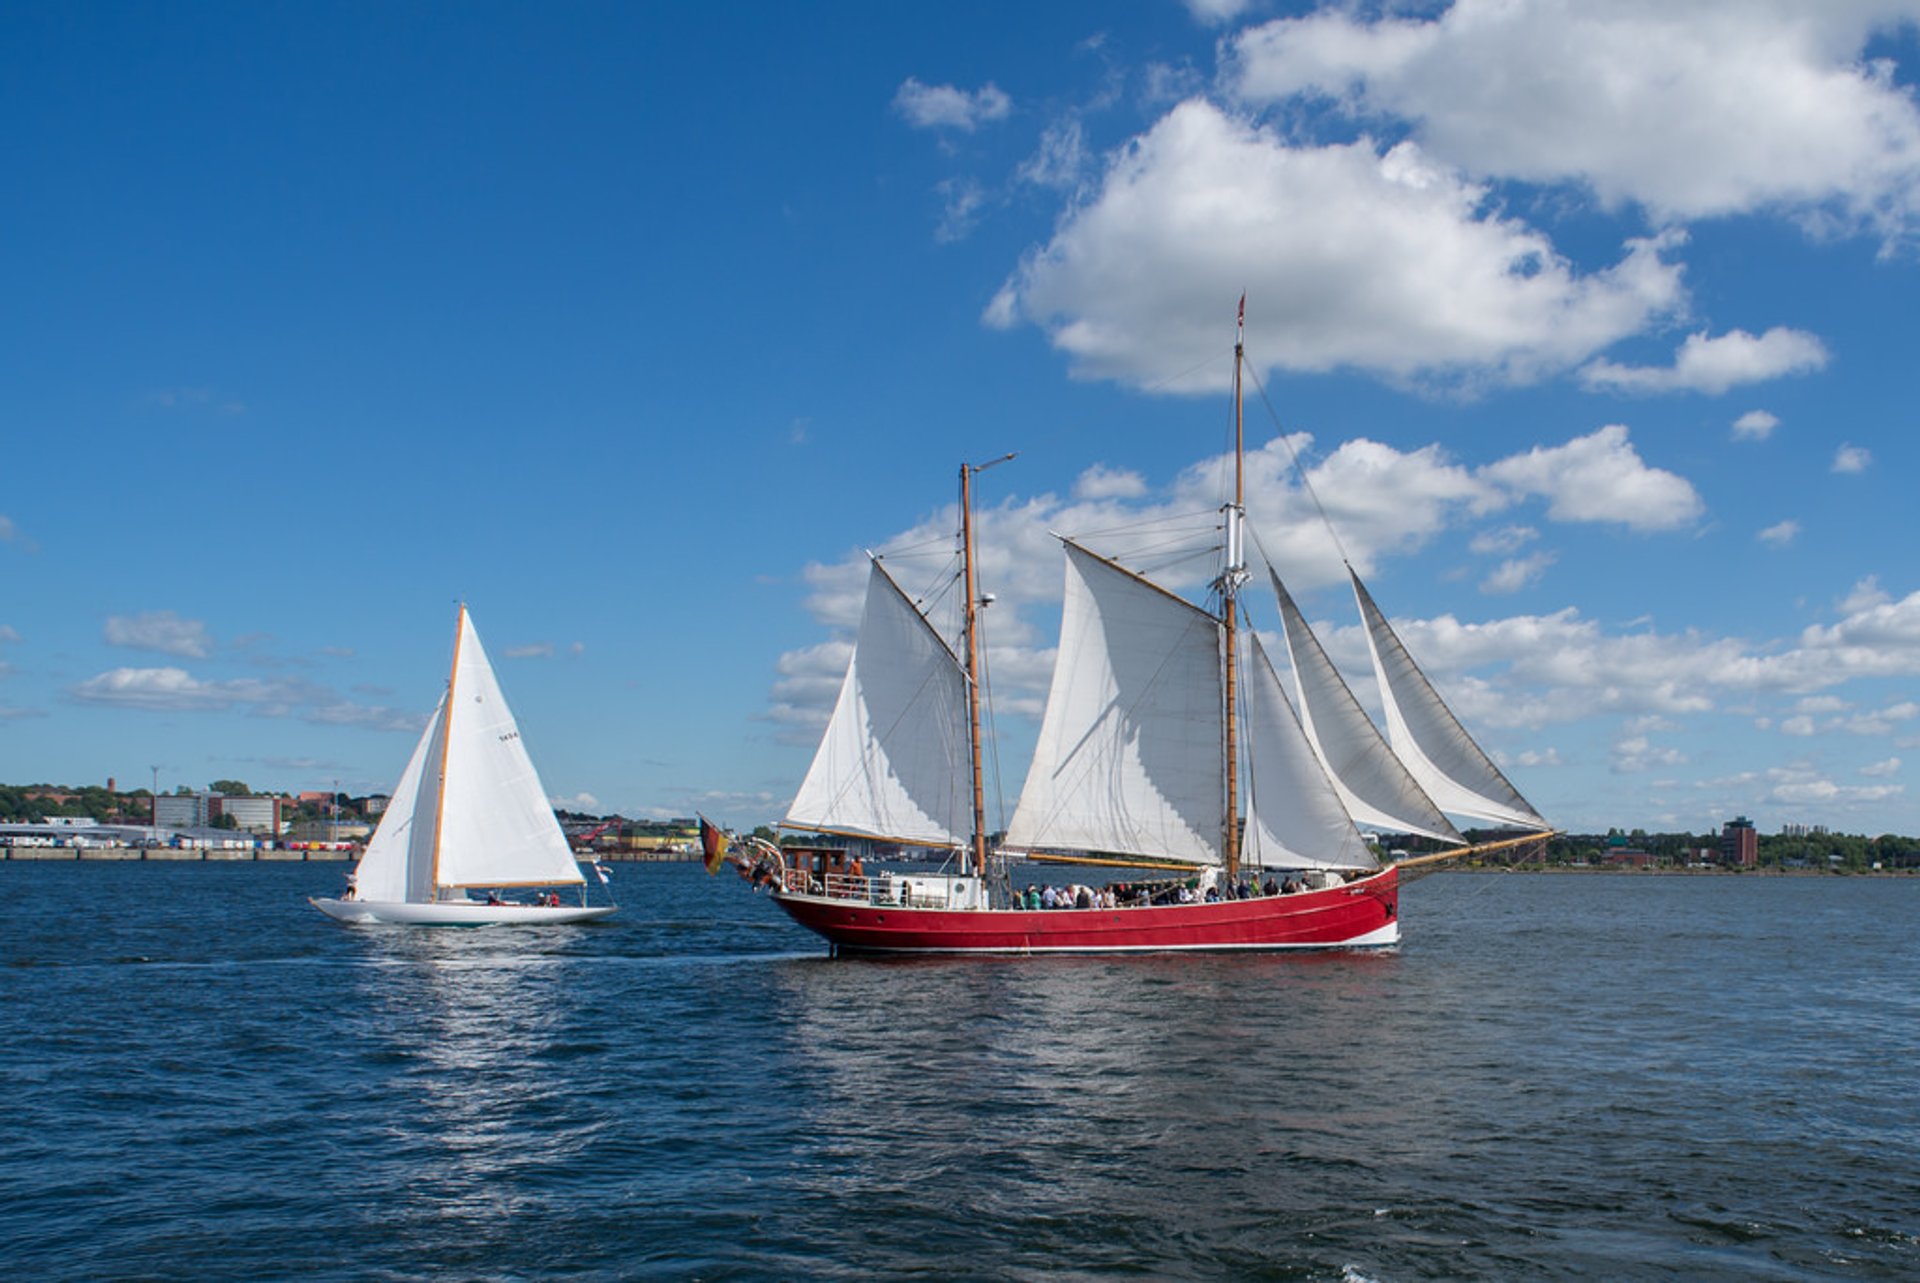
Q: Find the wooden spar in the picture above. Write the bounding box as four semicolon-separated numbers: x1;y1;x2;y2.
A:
1221;296;1246;879
1020;852;1211;872
961;462;987;878
961;453;1014;879
427;603;464;896
1392;831;1559;870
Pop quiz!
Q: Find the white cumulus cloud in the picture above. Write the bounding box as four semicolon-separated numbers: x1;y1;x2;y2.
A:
1732;409;1780;441
1478;425;1704;532
986;99;1686;391
1579;328;1829;395
1757;519;1801;547
1226;2;1920;239
1480;551;1556;595
1832;444;1873;473
104;611;213;659
894;78;1012;132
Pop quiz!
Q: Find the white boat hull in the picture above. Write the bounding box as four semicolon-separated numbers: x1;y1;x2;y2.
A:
310;897;616;926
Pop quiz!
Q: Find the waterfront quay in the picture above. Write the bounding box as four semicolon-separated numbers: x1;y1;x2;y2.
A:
2;844;351;862
1;844;698;865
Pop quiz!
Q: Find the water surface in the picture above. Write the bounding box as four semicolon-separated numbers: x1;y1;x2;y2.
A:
2;863;1915;1279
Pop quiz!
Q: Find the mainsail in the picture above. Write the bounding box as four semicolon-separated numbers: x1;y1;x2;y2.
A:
435;609;583;889
1004;541;1225;866
1351;570;1548;830
1241;632;1375;871
1269;570;1463;846
783;559;972;848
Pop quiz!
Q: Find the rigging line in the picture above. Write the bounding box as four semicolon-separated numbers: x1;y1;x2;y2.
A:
1242;355;1354;568
1063;510;1219;542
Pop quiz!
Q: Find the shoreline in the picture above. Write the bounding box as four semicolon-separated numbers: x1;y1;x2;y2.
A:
0;845;703;864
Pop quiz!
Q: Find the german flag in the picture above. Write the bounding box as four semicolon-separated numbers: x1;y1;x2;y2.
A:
698;814;729;875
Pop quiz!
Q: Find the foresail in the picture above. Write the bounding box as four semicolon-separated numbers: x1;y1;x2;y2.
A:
1269;570;1462;845
1351;570;1549;830
352;695;446;903
1004;542;1224;866
783;560;972;848
436;609;585;888
1242;633;1375;871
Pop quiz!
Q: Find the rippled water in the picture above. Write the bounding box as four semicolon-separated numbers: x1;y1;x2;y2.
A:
3;862;1916;1280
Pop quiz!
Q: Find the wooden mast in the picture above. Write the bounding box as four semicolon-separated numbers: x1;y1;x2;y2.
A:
427;602;464;898
961;456;1013;878
1221;297;1247;879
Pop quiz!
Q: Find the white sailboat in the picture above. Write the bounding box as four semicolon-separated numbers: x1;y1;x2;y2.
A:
311;605;616;926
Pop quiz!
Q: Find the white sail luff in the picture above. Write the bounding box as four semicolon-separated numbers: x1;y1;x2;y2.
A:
783;560;972;848
1241;633;1375;871
1352;570;1549;830
1269;570;1463;845
1004;542;1224;865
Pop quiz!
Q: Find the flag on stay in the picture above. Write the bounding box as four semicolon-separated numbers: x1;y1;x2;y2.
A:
698;814;729;875
592;862;611;885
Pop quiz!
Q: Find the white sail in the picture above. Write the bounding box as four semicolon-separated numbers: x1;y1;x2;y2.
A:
435;607;584;889
1269;570;1463;846
784;560;972;848
1241;632;1375;871
351;694;447;903
1352;570;1549;830
1005;541;1224;866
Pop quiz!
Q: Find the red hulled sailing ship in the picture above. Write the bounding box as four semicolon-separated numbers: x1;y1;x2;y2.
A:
745;305;1549;954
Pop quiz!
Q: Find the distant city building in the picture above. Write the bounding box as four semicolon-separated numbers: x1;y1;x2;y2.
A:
1720;816;1758;867
152;792;285;833
1781;822;1829;838
216;794;285;834
362;794;390;817
155;793;215;828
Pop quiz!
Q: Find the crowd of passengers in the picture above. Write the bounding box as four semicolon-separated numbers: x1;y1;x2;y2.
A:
1017;873;1335;910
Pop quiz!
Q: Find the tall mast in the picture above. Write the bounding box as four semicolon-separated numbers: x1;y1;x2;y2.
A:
427;602;464;896
1221;296;1247;878
961;454;1013;878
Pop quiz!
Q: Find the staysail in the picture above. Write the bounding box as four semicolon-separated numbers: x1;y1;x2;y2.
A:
353;693;447;903
1241;632;1375;871
1269;570;1463;845
783;559;973;848
1004;541;1225;865
1351;569;1548;830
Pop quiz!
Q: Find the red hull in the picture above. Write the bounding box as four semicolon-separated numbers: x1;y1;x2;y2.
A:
772;866;1399;954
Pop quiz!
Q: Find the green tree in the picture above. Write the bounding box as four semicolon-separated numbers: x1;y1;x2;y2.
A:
210;779;251;796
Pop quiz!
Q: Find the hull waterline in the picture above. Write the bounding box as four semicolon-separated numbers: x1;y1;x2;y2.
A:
310;897;616;927
771;866;1398;954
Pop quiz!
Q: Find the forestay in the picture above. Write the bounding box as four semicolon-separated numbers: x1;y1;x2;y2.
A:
783;560;972;848
1352;570;1548;831
1241;633;1375;871
1269;570;1462;846
1005;542;1224;866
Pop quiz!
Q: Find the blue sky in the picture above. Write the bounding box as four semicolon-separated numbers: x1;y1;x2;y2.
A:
4;1;1918;838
